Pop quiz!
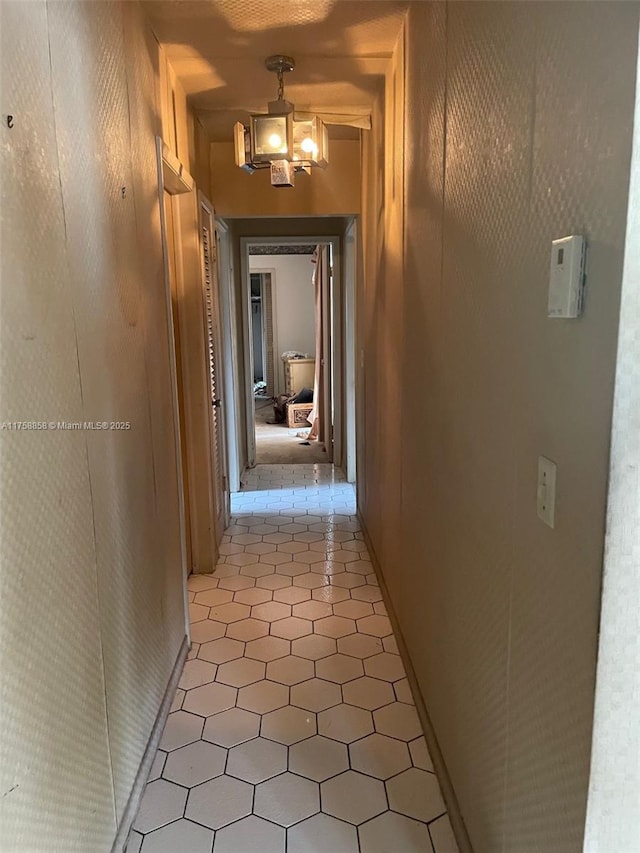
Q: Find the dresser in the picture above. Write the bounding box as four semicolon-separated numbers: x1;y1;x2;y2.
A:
282;357;315;396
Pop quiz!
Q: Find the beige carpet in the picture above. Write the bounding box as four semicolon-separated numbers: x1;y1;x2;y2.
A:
254;398;327;465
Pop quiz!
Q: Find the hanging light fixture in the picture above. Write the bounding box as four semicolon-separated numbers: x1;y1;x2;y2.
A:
234;55;329;187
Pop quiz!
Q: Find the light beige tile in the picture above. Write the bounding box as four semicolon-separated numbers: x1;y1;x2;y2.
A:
198;637;245;664
261;705;316;745
256;574;292;590
358;811;432;853
312;586;351;604
276;560;310;577
140;819;213;853
292;635;337;661
349;559;375;576
294;573;329;589
374;702;422;741
342;676;395;711
170;689;185;714
393;677;414;704
148;750;166;783
409;736;435;772
190;620;226;645
349;733;411;780
132;779;187;833
163;741;226;787
330;573;366;590
429;814;460;853
321;770;386;825
289;735;348;783
189;602;210;623
292;600;333;621
245;636;290;662
208;602;251;624
271;616;313;640
373;601;388;616
179;659;218;691
218;575;256;591
251;601;291;622
125;830;143;853
233;587;273;606
357;615;392;638
337;633;384;659
316;654;364;684
159;711;204;751
226;737;287;783
317;704;374;743
225;618;269;642
237;679;289;714
188;575;219;592
185;775;252;830
287;813;358;853
225;552;260;567
193;588;233;607
386;767;445;822
333;600;374;620
266;655;315;686
254;772;319;827
314;616;357;638
202;707;260;748
290;678;342;712
241;562;276;578
214;815;285;853
216;657;265;688
182;682;237;717
351;585;383;603
364;652;406;683
187;643;200;661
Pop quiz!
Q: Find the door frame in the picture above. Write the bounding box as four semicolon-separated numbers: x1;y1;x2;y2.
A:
239;235;343;471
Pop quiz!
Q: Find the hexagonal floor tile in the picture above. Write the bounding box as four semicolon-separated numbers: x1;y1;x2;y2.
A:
291;600;333;621
193;587;233;607
159;711;204;751
148;750;166;783
276;560;309;577
237;679;289;714
383;635;400;654
182;682;237;717
291;635;337;661
349;733;411;780
190;620;226;645
317;704;373;743
351;585;383;603
217;575;256;592
314;616;357;639
225;552;259;567
274;586;311;605
188;575;219;592
198;637;245;665
333;600;374;620
386;767;445;822
321;770;386;825
329;573;365;590
216;657;266;688
261;705;316;745
374;702;422;741
393;677;414;704
132;779;187;833
202;707;260;748
337;634;384;659
293;573;328;590
428;814;459;853
170;689;184;714
315;654;364;684
139;818;213;853
364;653;406;683
213;815;285;853
288;735;348;783
357;811;432;853
409;737;434;772
312;586;351;604
233;587;273;606
225;618;269;642
271;616;313;640
178;659;218;691
254;772;319;827
290;678;342;713
342;676;395;711
185;775;253;830
163;741;226;787
244;636;290;663
209;602;251;623
266;655;315;686
242;562;276;578
226;737;287;784
357;615;392;638
189;602;209;623
287;813;359;853
251;601;291;622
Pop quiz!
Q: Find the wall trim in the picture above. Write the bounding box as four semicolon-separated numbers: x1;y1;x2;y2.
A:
358;512;474;853
111;636;189;853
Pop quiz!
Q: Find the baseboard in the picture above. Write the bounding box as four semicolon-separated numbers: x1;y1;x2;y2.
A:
358;512;474;853
111;635;189;853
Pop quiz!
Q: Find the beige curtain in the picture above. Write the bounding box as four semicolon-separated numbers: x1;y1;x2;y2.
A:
308;245;325;443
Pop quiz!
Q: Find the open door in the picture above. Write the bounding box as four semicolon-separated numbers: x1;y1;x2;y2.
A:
198;195;230;537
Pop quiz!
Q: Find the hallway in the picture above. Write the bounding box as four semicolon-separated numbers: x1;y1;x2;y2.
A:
127;465;457;853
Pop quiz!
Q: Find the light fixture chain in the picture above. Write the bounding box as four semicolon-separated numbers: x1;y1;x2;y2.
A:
277;69;285;101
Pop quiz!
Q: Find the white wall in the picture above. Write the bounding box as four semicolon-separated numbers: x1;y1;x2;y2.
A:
0;2;186;849
359;3;640;852
249;254;316;394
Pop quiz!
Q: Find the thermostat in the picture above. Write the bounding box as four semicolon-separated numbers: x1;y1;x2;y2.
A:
547;235;586;318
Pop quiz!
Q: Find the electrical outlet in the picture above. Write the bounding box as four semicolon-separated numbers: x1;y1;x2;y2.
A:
537;456;557;528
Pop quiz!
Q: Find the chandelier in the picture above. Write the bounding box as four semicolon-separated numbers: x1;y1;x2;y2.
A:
234;55;329;187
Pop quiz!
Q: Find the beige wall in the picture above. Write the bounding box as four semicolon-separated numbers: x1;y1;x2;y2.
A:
211;140;361;218
0;2;186;849
359;3;640;852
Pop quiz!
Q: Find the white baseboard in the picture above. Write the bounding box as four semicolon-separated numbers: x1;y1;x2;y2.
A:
111;636;189;853
357;512;474;853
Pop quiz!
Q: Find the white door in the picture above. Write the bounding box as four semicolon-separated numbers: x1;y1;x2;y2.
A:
199;196;230;535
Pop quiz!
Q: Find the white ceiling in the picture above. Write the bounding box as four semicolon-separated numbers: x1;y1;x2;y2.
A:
143;0;407;139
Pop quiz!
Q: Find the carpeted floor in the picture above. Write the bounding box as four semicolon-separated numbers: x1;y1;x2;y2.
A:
254;397;327;465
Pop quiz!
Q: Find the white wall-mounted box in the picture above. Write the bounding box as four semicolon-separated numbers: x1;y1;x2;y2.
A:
548;235;586;318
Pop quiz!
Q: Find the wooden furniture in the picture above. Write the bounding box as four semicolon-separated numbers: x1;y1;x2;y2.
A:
282;357;315;396
287;402;314;428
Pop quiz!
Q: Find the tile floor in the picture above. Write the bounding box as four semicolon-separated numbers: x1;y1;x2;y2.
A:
127;464;459;853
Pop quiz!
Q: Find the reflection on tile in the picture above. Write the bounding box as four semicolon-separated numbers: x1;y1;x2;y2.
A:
129;465;457;853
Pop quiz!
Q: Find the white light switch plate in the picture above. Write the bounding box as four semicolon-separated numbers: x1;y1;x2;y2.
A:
537;456;557;528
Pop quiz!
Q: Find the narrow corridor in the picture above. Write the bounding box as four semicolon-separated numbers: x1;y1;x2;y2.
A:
127;465;458;853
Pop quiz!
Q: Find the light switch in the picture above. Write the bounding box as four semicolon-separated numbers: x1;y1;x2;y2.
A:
537;456;557;528
548;235;586;318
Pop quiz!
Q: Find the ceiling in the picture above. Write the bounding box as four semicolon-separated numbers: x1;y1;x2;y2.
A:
143;0;407;139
